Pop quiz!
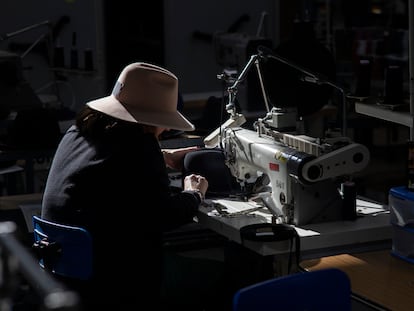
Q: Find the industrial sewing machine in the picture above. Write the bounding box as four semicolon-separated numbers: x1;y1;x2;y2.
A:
203;48;370;226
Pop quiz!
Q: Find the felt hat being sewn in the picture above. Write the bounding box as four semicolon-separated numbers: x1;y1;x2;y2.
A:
86;62;195;131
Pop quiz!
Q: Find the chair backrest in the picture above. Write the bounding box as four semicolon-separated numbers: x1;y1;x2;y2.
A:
232;268;352;311
32;215;93;280
182;148;241;197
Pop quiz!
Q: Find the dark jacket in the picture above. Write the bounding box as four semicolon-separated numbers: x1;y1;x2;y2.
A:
41;123;201;308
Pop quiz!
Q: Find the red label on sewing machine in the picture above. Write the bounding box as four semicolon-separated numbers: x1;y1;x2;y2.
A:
269;163;279;171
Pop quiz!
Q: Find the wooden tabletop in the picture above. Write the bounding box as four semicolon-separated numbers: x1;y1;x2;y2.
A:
300;250;414;311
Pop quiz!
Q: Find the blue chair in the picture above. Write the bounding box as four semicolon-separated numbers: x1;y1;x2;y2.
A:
232;268;352;311
32;215;93;280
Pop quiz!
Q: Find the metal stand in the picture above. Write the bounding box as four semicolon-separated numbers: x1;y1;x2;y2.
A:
0;221;80;311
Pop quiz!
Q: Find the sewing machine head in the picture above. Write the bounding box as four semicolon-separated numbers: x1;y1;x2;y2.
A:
217;119;370;225
204;105;370;225
203;50;370;225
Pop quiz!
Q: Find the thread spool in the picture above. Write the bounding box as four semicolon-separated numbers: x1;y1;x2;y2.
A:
384;65;403;106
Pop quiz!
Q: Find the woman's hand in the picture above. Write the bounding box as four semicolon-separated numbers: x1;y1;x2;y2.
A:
183;174;208;201
162;146;199;170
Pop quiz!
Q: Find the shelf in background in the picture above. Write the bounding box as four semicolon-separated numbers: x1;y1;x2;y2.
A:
355;102;414;128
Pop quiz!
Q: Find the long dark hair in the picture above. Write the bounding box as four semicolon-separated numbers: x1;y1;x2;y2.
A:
76;106;158;140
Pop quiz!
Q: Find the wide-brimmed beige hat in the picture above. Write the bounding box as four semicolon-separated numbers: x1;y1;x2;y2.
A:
86;62;195;131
